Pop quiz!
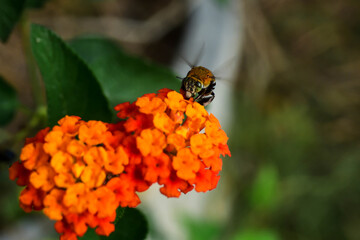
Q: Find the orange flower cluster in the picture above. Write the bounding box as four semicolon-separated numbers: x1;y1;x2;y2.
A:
9;89;230;240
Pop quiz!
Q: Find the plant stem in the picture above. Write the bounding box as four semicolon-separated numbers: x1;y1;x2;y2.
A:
12;105;47;150
19;12;46;108
18;103;33;117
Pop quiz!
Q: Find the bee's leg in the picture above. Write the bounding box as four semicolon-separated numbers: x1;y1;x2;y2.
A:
198;91;215;106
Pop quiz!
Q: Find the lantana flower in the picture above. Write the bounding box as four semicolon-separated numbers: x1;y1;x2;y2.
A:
9;89;230;240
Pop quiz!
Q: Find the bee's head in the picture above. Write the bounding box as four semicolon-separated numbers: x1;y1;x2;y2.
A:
183;78;203;99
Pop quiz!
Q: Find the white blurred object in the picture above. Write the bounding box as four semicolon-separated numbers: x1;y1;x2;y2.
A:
141;0;243;239
172;0;242;128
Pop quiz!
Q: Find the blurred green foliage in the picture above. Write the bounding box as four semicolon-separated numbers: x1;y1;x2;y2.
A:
249;165;279;212
26;0;49;9
183;217;222;240
225;1;360;240
232;229;280;240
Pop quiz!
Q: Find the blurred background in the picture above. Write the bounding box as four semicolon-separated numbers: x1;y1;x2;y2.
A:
1;0;360;239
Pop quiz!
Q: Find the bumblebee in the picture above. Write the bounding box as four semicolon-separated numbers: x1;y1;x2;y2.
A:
180;66;216;106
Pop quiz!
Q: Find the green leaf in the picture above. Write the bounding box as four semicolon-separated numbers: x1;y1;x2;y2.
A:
79;228;101;240
249;165;279;211
0;0;25;42
25;0;48;8
106;208;148;240
30;24;112;126
0;75;18;126
114;207;125;225
68;36;179;107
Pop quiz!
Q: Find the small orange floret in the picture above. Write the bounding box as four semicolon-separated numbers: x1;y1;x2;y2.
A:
88;187;117;218
63;183;88;213
165;91;187;111
9;161;30;186
185;102;208;120
190;134;213;156
95;215;116;236
19;185;45;212
106;177;140;208
123;114;153;133
167;133;186;151
206;122;229;145
173;148;201;180
67;140;86;157
29;165;55;191
136;96;167;114
159;172;193;198
57;116;81;135
80;165;106;188
143;153;171;182
20;143;48;170
43;130;65;156
203;154;223;171
78;121;108;146
136;128;166;157
72;161;86;178
153;112;175;133
20;143;35;161
54;172;76;188
43;189;65;220
188;163;220;192
51;151;73;173
102;146;129;174
114;102;137;119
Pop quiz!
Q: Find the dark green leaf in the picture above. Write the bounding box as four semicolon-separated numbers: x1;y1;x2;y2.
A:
114;207;125;225
0;75;18;126
0;0;25;42
79;228;101;240
25;0;48;9
30;24;112;126
106;208;148;240
68;36;179;107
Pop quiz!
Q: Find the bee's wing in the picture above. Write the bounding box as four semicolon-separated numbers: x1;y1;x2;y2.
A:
192;43;205;67
179;43;206;68
180;55;195;68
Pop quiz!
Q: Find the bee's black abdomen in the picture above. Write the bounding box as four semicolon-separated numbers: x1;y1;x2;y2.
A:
197;91;215;106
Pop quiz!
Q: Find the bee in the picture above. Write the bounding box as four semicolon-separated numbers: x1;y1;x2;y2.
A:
180;66;216;107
